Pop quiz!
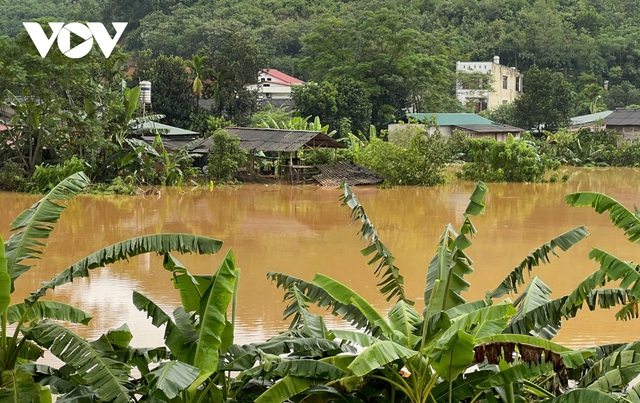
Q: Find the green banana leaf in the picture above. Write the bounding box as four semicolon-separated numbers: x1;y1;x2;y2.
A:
25;321;132;403
267;271;374;334
188;250;239;394
28;233;222;304
4;172;90;285
489;226;589;298
330;329;379;348
283;285;328;338
254;376;314;403
0;235;10;314
340;183;408;303
430;329;476;382
565;191;640;243
313;273;395;338
132;291;193;359
541;388;618;403
6;301;91;325
145;361;200;400
0;368;51;403
347;340;418;377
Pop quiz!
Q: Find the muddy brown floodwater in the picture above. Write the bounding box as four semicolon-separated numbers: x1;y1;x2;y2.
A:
2;167;640;351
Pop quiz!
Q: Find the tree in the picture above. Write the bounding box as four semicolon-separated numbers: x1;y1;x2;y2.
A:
513;65;575;131
131;50;194;127
206;129;247;183
185;55;209;109
0;25;129;175
292;78;372;137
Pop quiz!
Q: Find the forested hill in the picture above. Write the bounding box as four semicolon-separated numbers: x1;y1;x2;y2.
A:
5;0;640;118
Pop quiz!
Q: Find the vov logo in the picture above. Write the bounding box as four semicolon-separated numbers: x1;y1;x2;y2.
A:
23;22;128;59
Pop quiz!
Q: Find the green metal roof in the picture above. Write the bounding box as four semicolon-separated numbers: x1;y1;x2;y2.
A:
570;110;612;126
398;113;494;126
135;121;199;136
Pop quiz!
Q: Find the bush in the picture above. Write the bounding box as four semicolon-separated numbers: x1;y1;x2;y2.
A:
0;161;28;191
31;156;85;192
206;129;247;183
546;128;617;166
355;128;448;186
611;141;640;166
300;148;334;166
459;135;558;182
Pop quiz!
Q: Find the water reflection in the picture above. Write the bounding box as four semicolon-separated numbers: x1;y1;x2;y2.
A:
2;167;640;349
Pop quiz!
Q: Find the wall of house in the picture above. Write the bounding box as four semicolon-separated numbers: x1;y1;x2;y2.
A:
614;126;640;142
387;123;451;146
456;56;523;111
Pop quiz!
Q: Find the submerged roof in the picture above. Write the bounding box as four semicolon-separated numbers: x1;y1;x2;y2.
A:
396;113;494;126
189;127;346;153
570;110;612;126
603;108;640;126
455;123;524;133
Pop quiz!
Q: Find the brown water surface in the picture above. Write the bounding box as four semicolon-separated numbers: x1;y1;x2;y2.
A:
2;167;640;350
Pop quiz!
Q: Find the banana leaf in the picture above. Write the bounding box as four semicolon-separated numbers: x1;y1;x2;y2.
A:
267;272;375;334
489;226;589;298
4;172;90;285
28;233;222;304
565;191;640;243
254;376;314;403
340;183;408;303
6;301;91;325
188;250;239;394
347;340;418;377
24;321;132;403
145;361;200;400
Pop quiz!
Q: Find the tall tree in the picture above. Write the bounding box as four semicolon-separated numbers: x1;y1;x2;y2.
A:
513;65;575;132
131;51;194;127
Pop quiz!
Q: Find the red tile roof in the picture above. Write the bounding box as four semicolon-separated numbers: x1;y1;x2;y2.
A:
262;69;304;85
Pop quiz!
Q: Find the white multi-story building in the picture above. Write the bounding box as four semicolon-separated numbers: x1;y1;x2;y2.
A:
245;69;304;108
456;56;523;112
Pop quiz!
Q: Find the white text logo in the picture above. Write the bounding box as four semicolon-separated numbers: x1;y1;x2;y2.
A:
23;22;128;59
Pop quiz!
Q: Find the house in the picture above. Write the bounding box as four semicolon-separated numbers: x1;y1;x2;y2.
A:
569;110;612;131
602;108;640;141
245;69;305;109
388;113;524;144
456;56;523;112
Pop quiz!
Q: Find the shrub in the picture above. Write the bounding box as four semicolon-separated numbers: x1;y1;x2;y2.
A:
459;135;558;182
206;129;247;183
31;156;85;192
0;161;27;191
300;148;334;165
612;140;640;167
355;128;448;186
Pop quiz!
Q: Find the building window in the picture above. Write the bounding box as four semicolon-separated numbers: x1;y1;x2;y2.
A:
263;84;270;87
516;76;520;92
502;76;508;90
267;78;272;81
502;100;508;104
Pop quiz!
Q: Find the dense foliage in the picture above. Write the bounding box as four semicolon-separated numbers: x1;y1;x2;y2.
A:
354;126;448;186
459;135;560;183
206;129;247;183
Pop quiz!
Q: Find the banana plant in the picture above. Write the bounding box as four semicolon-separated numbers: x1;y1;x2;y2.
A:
0;172;224;402
259;182;591;403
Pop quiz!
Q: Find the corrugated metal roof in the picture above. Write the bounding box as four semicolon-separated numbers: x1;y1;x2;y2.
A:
189;127;346;153
399;113;494;126
570;110;612;126
603;109;640;126
313;162;383;186
454;123;524;133
133;122;200;136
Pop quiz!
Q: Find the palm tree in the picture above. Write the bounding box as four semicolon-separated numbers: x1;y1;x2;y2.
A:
186;55;209;110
